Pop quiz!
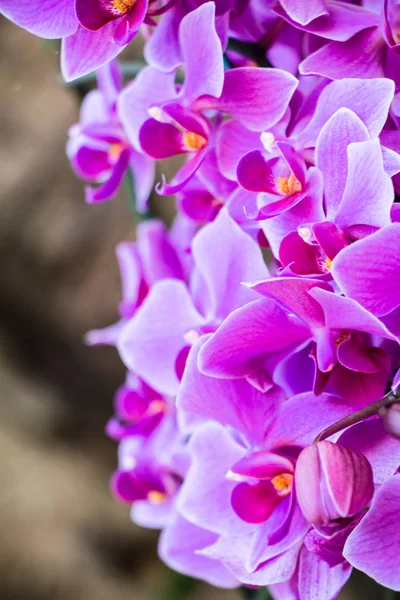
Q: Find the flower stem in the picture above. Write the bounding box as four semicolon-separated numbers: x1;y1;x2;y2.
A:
241;587;271;599
314;389;400;443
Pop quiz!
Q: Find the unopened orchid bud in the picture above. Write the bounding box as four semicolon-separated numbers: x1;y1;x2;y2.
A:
381;403;400;439
295;441;374;526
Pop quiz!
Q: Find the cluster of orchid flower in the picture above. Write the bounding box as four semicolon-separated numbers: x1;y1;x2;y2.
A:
3;0;400;597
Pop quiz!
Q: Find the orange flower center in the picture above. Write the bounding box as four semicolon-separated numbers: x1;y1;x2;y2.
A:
271;473;293;496
183;131;207;151
109;142;125;162
110;0;135;15
278;173;302;196
147;491;168;504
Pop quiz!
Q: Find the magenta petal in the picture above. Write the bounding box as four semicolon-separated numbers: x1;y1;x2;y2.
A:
299;78;394;146
144;4;184;71
237;150;277;193
178;337;282;445
274;1;379;42
139;119;186;159
118;279;205;396
111;470;153;503
231;481;282;524
177;421;249;536
268;391;353;449
337;335;380;373
72;145;111;179
299;547;352;600
300;27;385;80
312;221;347;260
198;298;310;380
309;286;398;341
204;68;298;132
190;209;270;319
279;231;322;275
216;120;262;180
231;452;293;481
136;219;185;283
76;0;126;30
335;139;393;229
159;514;239;588
62;24;124;82
344;475;400;591
85;148;130;203
338;418;400;485
248;277;330;331
0;0;77;38
277;142;307;187
332;224;400;316
118;67;177;150
179;2;224;104
158;148;208;195
315;107;369;219
327;350;391;407
279;0;328;26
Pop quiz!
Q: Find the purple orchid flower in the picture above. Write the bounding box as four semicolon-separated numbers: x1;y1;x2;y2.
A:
173;337;356;586
67;60;155;206
105;373;168;441
247;277;398;401
214;77;396;251
113;407;189;529
119;2;298;195
85;218;189;347
296;0;400;84
0;0;178;80
117;209;270;396
263;101;396;258
271;417;400;599
331;222;400;320
200;275;397;404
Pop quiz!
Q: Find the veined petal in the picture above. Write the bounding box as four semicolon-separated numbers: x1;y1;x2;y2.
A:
344;475;400;591
118;279;205;396
62;23;124;81
0;0;77;38
331;224;400;316
179;2;224;104
315;108;369;219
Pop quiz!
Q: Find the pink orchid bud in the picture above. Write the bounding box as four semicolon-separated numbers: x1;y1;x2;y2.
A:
295;441;374;525
381;403;400;439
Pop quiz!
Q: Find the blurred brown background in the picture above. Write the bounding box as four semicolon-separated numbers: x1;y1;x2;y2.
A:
0;16;394;600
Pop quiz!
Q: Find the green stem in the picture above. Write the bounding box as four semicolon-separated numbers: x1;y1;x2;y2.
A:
124;169;153;223
241;587;271;600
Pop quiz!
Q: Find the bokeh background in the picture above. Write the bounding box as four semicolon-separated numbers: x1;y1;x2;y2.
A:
0;16;395;600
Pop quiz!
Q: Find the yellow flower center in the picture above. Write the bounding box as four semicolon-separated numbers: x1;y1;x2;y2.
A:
183;131;207;151
278;173;302;196
271;473;293;496
147;491;168;504
147;400;166;415
108;142;125;162
110;0;135;15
